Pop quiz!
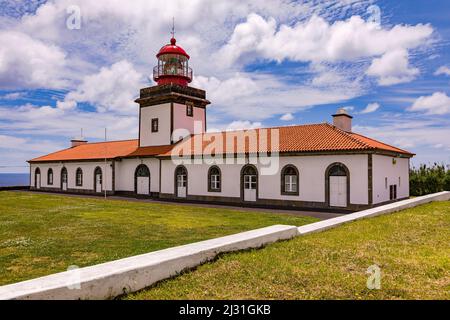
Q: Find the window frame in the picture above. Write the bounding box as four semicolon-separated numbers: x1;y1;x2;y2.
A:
208;166;222;192
389;184;398;200
280;165;299;196
75;168;83;187
186;102;194;117
47;168;53;185
151;118;159;133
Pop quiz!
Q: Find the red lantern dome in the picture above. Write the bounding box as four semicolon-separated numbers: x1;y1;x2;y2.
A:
153;37;192;86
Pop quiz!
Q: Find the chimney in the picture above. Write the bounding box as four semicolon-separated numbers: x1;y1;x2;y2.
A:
71;139;88;148
332;108;353;132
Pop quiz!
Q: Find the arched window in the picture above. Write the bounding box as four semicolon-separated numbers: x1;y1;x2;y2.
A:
76;168;83;186
208;166;221;192
281;165;299;195
329;164;347;176
47;168;53;185
175;166;187;198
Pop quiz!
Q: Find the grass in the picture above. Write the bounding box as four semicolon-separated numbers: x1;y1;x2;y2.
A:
0;191;317;286
125;201;450;300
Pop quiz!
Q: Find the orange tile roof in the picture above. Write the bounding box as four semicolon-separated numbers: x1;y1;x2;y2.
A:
162;123;414;157
29;123;413;162
125;144;175;157
349;132;414;155
29;140;139;162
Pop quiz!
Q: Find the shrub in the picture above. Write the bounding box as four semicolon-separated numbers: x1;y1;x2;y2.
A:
410;163;450;196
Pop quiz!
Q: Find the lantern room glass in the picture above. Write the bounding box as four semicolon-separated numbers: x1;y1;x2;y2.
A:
157;54;189;78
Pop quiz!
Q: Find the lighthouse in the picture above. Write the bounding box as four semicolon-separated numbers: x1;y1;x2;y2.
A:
135;36;210;147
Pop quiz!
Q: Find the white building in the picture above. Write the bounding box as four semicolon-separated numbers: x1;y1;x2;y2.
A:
29;37;414;212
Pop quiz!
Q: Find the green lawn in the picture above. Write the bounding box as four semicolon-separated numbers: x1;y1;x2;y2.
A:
0;191;317;286
126;201;450;300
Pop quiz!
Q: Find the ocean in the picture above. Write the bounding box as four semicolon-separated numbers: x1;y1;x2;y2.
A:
0;173;29;187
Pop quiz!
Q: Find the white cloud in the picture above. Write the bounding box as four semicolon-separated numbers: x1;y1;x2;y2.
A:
58;60;144;115
434;66;450;76
354;115;450;165
219;14;433;66
408;92;450;115
0;104;138;141
311;69;345;87
366;49;419;85
0;31;69;89
225;120;263;131
0;134;63;154
342;106;354;112
193;73;359;120
0;92;25;100
360;102;380;114
280;113;294;121
13;0;322;76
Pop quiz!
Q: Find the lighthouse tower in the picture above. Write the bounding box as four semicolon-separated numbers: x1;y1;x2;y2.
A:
135;36;210;147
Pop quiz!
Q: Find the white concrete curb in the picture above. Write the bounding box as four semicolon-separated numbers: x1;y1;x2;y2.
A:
0;225;298;300
297;191;450;235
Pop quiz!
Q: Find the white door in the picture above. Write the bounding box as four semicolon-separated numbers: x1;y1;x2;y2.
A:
330;176;347;207
177;174;186;198
243;175;257;201
36;174;41;189
62;173;67;191
137;177;150;195
95;174;102;193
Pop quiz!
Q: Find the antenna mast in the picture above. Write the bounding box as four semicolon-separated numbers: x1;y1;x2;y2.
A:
171;17;175;38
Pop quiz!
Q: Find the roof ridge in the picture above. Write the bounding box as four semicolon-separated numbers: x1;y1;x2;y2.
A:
197;122;328;136
81;139;138;146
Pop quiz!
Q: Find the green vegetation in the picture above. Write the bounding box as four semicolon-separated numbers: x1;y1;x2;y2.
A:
0;191;317;286
126;201;450;300
410;163;450;196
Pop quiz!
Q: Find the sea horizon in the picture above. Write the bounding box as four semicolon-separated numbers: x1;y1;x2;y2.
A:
0;173;29;187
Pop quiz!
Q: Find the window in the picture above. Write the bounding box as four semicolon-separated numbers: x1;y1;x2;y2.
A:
186;102;193;117
208;166;221;192
135;164;150;177
399;176;401;187
151;118;159;132
281;165;299;195
177;174;186;187
47;169;53;185
385;177;388;189
175;166;187;188
242;165;257;190
76;168;83;186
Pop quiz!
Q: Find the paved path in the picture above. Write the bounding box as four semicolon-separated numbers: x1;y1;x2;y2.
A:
11;190;344;220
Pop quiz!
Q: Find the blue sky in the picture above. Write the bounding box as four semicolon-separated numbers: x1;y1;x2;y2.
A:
0;0;449;173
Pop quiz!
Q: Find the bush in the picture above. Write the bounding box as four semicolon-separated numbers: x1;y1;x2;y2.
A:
410;163;450;196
